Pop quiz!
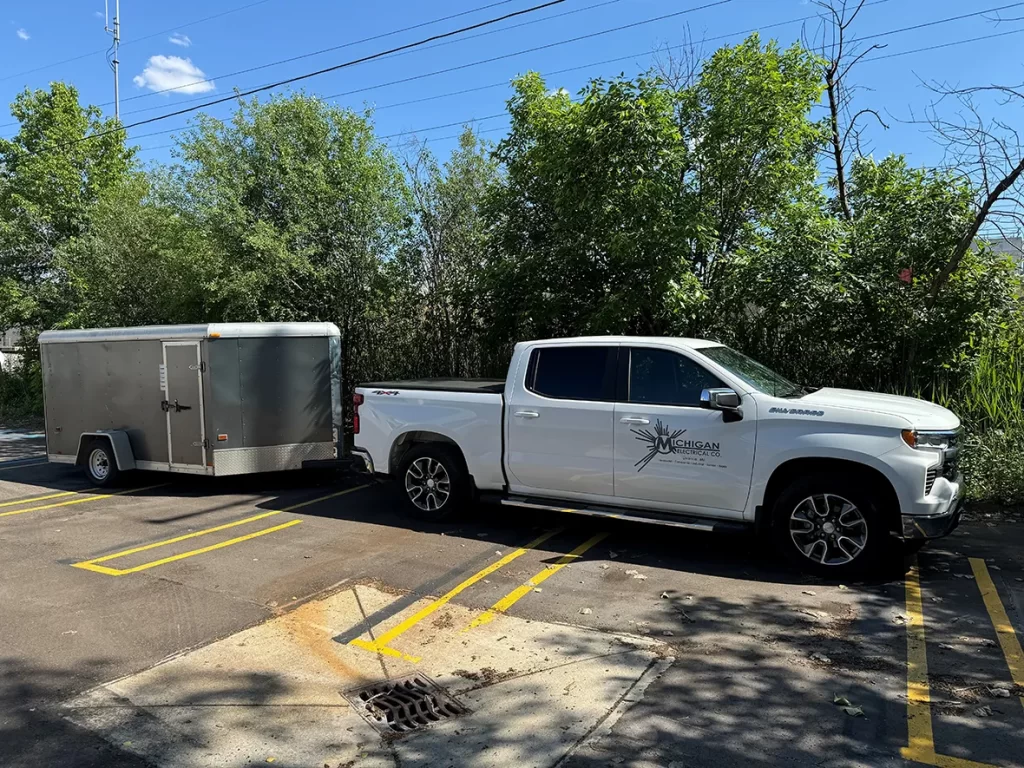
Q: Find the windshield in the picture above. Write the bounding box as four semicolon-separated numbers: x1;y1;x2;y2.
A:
699;345;802;397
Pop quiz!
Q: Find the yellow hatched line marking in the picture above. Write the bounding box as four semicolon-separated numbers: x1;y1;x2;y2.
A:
466;531;609;631
350;527;564;663
901;558;1001;768
969;557;1024;711
71;484;369;576
0;460;47;473
74;520;303;576
0;490;78;508
0;483;167;519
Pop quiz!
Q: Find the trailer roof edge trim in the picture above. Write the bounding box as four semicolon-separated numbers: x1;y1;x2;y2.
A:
38;323;341;344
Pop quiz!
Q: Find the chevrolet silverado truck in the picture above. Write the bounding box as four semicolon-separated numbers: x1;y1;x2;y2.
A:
352;337;962;574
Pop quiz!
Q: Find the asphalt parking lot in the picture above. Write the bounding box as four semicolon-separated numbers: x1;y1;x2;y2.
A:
1;438;1023;768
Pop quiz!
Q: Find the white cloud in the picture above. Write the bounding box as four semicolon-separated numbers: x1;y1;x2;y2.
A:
94;10;104;19
168;33;191;47
132;55;215;95
16;28;29;40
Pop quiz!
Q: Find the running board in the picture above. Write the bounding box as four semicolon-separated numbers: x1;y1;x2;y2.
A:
495;495;750;534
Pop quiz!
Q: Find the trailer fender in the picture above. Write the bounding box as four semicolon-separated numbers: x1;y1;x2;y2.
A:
75;431;137;471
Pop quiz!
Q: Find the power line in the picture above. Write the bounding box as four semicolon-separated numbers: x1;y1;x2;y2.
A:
28;0;572;156
114;0;729;121
379;113;508;139
0;0;278;85
128;7;1024;154
118;0;528;104
863;26;1024;62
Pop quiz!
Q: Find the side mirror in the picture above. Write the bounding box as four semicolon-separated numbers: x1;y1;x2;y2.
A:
701;388;742;421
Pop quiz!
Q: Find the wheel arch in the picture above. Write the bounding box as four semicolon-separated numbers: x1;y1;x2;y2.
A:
75;431;137;471
761;457;902;534
390;431;469;479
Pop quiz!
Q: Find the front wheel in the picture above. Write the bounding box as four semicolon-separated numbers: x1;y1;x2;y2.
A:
397;444;470;522
772;474;889;577
83;439;120;488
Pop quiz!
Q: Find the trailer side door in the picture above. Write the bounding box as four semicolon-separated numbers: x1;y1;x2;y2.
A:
162;341;207;470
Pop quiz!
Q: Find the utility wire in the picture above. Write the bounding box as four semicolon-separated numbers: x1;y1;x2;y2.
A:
117;0;527;104
118;0;733;123
129;19;1024;155
0;0;278;84
27;0;571;155
863;26;1024;62
117;0;625;118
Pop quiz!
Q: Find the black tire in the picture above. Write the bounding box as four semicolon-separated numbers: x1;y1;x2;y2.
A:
396;443;470;522
771;473;889;577
82;439;121;488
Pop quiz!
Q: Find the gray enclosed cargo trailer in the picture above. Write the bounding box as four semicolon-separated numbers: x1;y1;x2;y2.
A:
38;323;342;486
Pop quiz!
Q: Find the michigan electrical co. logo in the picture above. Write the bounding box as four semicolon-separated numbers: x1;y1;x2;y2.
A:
632;419;721;471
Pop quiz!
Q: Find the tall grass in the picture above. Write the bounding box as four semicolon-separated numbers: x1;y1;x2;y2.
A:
931;326;1024;505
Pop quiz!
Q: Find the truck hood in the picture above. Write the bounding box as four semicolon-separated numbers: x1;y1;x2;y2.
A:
802;387;960;429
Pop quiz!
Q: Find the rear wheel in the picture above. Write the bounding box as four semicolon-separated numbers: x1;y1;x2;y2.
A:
397;444;470;522
83;439;120;488
772;473;889;577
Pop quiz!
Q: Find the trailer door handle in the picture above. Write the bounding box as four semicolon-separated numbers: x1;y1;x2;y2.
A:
514;410;540;419
174;400;192;412
161;400;171;412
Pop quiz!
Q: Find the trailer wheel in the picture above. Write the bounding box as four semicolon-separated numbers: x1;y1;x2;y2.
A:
83;439;120;488
397;444;469;521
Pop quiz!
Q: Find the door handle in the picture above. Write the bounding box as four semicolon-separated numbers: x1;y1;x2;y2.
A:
514;410;540;419
620;416;650;425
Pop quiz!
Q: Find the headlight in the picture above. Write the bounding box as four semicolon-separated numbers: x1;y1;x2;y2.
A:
901;430;957;450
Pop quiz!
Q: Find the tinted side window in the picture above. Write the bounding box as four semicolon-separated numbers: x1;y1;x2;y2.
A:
529;346;613;401
628;348;724;407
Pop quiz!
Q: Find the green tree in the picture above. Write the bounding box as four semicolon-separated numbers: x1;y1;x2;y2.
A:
0;82;134;333
167;92;412;388
402;129;499;377
484;35;826;345
57;172;219;328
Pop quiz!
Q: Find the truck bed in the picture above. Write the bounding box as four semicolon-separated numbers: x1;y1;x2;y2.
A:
361;378;505;394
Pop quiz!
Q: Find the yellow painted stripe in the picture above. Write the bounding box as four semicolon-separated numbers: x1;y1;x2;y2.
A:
466;532;609;630
350;637;421;663
0;490;78;508
81;510;284;565
900;559;1001;768
352;528;563;654
901;560;937;759
74;520;302;576
71;486;366;576
282;484;370;512
0;460;47;473
902;749;1004;768
0;483;167;519
969;557;1024;710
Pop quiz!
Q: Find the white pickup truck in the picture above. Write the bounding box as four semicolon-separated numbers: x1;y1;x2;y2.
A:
352;336;963;574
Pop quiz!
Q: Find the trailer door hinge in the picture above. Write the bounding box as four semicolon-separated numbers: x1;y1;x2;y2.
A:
192;439;209;448
189;362;207;372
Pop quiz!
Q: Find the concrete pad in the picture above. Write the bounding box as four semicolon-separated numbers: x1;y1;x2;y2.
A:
63;584;668;767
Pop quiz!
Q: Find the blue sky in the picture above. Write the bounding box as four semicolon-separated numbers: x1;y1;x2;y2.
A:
2;0;1023;167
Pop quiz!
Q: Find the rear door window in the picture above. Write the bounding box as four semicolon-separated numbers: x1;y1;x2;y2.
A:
528;346;615;401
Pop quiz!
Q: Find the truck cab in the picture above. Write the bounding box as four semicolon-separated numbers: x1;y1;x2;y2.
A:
353;337;963;575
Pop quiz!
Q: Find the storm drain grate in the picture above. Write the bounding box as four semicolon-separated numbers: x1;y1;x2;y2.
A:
343;674;469;734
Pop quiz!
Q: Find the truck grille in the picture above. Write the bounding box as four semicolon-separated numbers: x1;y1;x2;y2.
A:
925;466;938;495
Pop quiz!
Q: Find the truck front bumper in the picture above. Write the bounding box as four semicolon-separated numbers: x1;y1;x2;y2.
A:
901;473;963;540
